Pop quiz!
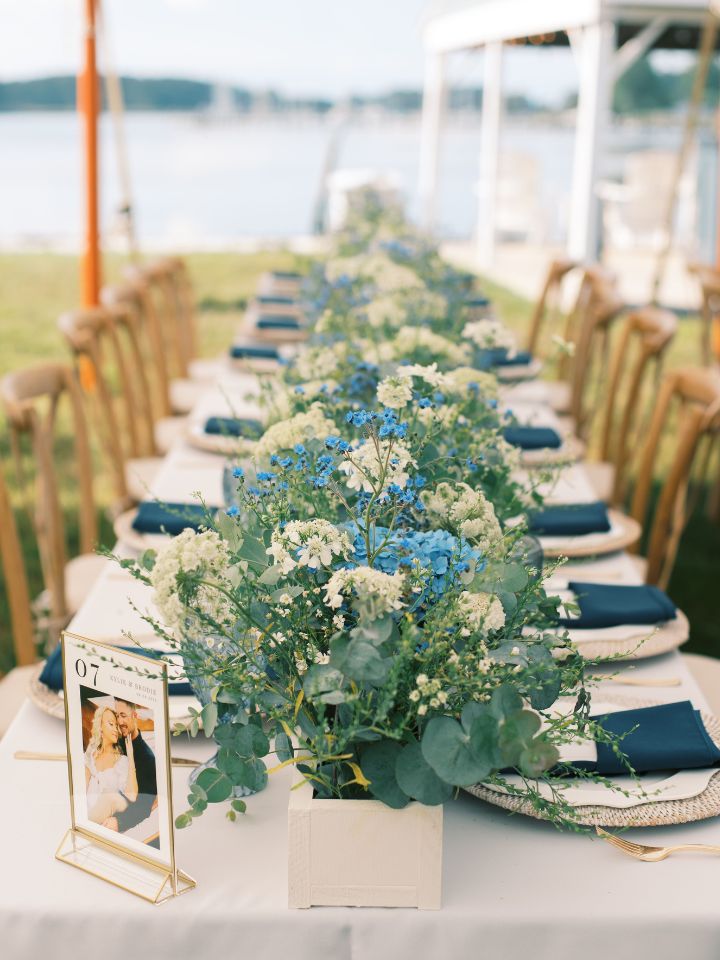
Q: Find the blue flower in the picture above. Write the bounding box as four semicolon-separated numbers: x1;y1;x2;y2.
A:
418;397;432;409
294;385;306;395
226;505;239;517
257;471;276;482
232;466;245;479
294;443;306;455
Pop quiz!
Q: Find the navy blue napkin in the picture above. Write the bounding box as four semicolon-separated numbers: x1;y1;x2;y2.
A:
39;644;193;696
529;501;611;536
257;296;296;306
465;296;491;308
230;344;280;360
204;416;264;438
256;315;300;330
271;270;301;280
503;426;563;450
557;582;677;629
132;502;212;536
494;350;533;367
590;701;720;775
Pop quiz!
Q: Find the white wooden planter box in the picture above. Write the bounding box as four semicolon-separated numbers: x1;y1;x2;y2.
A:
287;776;443;909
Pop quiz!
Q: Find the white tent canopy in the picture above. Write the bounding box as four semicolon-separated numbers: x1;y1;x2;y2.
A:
418;0;718;265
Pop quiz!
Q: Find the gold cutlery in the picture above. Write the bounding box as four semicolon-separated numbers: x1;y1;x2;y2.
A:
596;827;720;861
589;676;682;688
14;750;199;767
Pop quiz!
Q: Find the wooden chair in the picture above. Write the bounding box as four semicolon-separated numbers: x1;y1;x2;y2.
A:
525;257;578;359
58;306;163;505
0;463;38;737
627;366;720;589
688;261;720;365
102;282;187;454
123;261;210;414
566;271;626;439
0;363;107;634
590;307;678;506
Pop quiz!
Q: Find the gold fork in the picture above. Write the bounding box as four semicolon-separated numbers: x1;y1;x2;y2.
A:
596;827;720;861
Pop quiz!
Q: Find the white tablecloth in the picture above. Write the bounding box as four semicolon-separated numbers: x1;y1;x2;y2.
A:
3;376;720;960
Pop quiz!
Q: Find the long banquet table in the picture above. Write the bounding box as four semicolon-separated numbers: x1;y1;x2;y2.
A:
2;367;720;960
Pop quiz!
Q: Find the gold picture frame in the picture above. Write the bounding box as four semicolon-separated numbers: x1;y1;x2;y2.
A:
56;631;196;904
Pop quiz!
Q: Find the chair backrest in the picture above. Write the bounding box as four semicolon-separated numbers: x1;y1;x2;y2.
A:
103;279;173;420
124;259;190;383
689;262;720;364
0;464;35;667
58;305;156;505
630;366;720;589
0;363;97;628
567;269;625;437
525;257;578;357
598;307;678;506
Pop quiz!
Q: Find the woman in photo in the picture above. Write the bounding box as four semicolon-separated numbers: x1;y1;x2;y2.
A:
84;704;138;825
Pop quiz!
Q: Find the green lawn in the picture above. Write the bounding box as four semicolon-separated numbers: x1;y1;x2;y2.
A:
0;252;718;673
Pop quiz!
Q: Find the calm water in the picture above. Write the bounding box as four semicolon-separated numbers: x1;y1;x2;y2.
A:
0;111;713;252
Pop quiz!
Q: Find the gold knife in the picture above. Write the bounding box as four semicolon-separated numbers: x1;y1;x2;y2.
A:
14;750;200;767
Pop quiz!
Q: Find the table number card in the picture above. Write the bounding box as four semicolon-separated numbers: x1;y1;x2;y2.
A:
56;631;195;903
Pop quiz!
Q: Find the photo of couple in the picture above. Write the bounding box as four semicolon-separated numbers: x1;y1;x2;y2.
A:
80;687;160;849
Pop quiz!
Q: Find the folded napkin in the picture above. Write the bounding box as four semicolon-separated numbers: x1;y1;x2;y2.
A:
257;295;296;306
256;315;300;330
503;426;563;450
588;701;720;775
132;502;211;536
271;270;301;279
529;501;611;537
230;344;280;360
477;348;533;369
204;416;264;439
465;296;491;308
39;644;193;696
557;582;677;629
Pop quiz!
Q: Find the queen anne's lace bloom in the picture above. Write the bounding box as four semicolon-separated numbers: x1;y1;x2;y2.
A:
462;319;517;354
294;343;348;381
339;438;415;493
376;373;413;410
392;326;470;366
362;296;407;329
458;591;506;632
445;367;499;398
255;404;337;460
150;529;233;637
423;481;502;552
267;520;352;574
400;362;451;390
324;566;406;620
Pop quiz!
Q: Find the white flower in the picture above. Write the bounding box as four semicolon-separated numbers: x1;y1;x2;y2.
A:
409;689;421;702
417;704;428;716
391;326;470;366
422;481;502;552
551;334;575;357
294;343;348;381
323;566;406;620
339;438;415;494
268;520;352;574
255;404;336;460
462;319;517;355
444;367;499;399
377;373;413;409
401;362;450;390
458;591;506;633
149;529;232;638
362;296;407;329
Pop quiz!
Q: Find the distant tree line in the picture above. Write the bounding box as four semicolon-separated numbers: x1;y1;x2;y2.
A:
1;60;717;114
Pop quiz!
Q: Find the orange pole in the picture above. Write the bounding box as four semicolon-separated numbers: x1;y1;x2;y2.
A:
80;0;101;306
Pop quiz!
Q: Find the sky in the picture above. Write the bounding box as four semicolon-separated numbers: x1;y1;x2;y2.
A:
0;0;584;104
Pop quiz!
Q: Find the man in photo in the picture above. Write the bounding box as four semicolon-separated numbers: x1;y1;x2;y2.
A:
103;698;158;844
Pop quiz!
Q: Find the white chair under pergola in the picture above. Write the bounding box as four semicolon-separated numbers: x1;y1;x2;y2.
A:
418;0;720;269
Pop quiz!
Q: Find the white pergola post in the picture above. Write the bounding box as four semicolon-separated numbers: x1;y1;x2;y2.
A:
418;50;448;232
476;41;504;269
568;18;616;261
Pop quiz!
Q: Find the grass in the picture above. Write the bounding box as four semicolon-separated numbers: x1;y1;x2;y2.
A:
0;252;718;673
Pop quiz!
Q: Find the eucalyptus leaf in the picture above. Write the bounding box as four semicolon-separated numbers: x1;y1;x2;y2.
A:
421;716;494;786
489;685;523;720
303;664;345;701
361;740;410;809
195;767;233;804
275;731;294;763
518;740;560;778
395;740;453;805
200;701;218;738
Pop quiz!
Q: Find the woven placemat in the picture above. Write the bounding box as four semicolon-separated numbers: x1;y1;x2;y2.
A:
570;609;690;662
521;435;586;467
28;661;66;720
541;510;642;559
465;697;720;827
